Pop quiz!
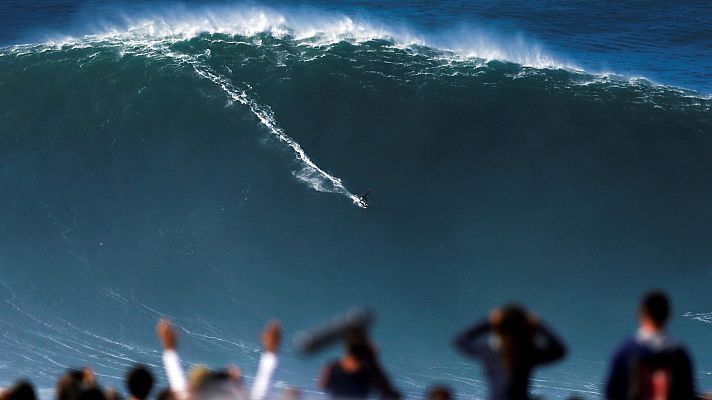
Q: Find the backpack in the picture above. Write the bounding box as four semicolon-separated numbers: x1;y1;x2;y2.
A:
629;347;693;400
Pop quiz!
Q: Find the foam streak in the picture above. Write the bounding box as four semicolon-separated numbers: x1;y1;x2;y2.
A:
162;50;366;208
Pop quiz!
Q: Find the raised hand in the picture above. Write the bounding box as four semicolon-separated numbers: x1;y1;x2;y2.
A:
157;318;178;350
261;320;282;353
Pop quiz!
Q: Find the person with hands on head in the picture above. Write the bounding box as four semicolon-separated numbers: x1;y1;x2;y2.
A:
453;304;566;400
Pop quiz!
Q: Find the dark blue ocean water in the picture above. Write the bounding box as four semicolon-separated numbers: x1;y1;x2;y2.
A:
0;1;711;399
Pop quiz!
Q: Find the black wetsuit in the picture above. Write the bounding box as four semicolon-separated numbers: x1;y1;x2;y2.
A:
359;190;371;206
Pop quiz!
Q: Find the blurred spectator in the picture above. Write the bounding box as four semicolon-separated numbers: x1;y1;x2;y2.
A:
605;291;696;400
56;368;98;400
453;304;566;400
319;329;401;399
426;385;453;400
126;365;154;400
156;318;281;400
1;380;36;400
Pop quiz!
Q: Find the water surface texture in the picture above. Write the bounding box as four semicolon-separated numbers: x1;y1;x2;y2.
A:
1;2;711;399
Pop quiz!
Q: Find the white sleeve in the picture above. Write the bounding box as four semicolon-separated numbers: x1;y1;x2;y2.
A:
250;352;278;400
162;350;189;399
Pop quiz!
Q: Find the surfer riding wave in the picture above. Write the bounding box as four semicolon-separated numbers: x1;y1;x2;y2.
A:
359;189;372;208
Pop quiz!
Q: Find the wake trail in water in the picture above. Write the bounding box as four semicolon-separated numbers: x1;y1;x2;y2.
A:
158;47;366;209
684;311;712;324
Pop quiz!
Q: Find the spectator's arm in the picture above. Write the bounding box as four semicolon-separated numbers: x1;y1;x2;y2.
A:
369;362;401;400
250;320;281;400
157;319;188;399
532;321;567;364
452;320;491;358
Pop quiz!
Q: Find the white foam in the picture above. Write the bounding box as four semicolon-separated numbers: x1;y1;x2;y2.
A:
0;8;369;208
683;311;712;324
19;4;573;69
3;4;711;99
158;47;366;208
434;27;577;70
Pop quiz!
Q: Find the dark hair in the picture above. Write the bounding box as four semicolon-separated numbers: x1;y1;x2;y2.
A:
56;371;83;400
4;381;36;400
126;365;154;400
493;304;535;373
345;329;375;363
640;291;670;328
77;388;105;400
426;385;452;400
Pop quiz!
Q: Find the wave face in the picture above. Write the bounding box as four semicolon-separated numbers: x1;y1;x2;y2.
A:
1;7;712;399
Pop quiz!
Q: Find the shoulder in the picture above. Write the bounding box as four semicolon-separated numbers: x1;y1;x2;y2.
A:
611;336;642;361
614;336;639;352
667;342;694;363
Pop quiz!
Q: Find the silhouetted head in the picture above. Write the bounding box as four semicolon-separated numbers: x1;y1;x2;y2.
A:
344;329;374;363
3;381;36;400
56;370;83;400
492;304;535;373
126;365;154;400
639;291;670;329
494;306;530;336
426;385;452;400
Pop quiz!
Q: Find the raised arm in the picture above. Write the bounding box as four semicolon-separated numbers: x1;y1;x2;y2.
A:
250;320;281;400
531;320;566;365
157;318;189;400
453;319;491;358
368;361;401;400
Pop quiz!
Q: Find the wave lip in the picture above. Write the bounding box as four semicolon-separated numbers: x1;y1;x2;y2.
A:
26;5;578;70
64;6;424;48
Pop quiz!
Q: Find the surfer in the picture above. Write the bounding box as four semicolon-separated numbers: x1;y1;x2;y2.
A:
359;189;372;207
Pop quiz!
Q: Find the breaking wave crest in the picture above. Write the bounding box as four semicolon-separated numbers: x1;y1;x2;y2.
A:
30;4;572;70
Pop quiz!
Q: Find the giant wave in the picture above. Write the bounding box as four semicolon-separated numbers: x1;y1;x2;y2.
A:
2;6;709;206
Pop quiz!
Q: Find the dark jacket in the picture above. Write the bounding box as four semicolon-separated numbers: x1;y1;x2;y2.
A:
605;331;696;400
322;359;401;400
